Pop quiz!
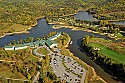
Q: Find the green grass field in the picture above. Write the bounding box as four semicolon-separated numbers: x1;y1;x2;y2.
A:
90;42;125;64
37;47;49;55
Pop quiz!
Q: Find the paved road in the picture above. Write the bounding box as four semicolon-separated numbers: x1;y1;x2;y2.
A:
32;46;46;83
45;46;87;83
32;45;87;83
34;46;46;57
81;68;87;83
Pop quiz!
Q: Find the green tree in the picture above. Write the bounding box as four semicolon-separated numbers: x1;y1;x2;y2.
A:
27;72;31;80
12;40;16;45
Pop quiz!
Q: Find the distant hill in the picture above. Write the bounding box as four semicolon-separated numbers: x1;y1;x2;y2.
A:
87;0;125;20
0;0;84;37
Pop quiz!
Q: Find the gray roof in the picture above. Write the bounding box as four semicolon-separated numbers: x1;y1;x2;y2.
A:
15;44;25;48
4;46;14;48
45;39;56;47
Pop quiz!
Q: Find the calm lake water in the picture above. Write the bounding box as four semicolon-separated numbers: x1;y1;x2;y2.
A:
0;12;118;83
113;20;125;26
74;11;97;21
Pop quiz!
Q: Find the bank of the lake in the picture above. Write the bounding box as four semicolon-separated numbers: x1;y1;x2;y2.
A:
61;38;106;83
0;16;45;39
52;24;122;41
0;12;120;83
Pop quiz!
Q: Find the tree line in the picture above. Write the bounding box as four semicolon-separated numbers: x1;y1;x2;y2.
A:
87;0;125;20
0;0;84;37
81;35;125;82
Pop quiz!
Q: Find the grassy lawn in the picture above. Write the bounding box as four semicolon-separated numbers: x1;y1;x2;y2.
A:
114;33;123;38
90;38;112;42
9;24;29;32
37;47;49;55
2;24;29;34
90;42;125;64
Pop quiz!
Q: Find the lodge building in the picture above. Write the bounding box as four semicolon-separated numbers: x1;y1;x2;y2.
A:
4;32;61;50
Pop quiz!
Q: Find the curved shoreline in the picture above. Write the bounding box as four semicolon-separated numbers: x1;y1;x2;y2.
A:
63;36;106;83
52;23;121;40
0;12;78;39
0;16;45;39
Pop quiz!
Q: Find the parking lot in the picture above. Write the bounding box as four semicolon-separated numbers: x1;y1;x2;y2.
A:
44;45;87;83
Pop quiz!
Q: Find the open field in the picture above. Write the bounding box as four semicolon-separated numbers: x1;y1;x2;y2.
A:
0;24;30;38
37;47;49;55
90;42;125;64
89;38;125;64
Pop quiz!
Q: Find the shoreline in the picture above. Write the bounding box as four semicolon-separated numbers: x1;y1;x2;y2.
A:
0;30;30;39
52;23;121;40
108;19;125;22
0;16;45;39
62;37;106;83
0;12;78;39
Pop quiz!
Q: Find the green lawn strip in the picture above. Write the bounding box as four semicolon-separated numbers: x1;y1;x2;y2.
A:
114;33;123;38
90;38;111;42
9;24;29;32
89;42;125;64
29;54;39;62
37;47;49;55
116;46;125;51
1;23;29;35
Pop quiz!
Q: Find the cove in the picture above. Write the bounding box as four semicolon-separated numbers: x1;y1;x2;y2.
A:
0;12;118;83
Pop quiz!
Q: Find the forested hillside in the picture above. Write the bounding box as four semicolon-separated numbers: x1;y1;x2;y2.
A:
88;0;125;20
0;0;84;37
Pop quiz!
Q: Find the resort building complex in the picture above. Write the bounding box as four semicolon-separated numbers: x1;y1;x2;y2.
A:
4;32;61;50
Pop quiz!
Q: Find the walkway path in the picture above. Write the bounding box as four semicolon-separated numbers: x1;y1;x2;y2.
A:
0;60;21;63
32;46;45;83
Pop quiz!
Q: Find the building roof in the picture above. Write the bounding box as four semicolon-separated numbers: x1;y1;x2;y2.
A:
39;40;45;44
24;42;34;46
48;32;61;40
55;32;61;36
45;39;56;47
15;44;25;48
4;46;14;48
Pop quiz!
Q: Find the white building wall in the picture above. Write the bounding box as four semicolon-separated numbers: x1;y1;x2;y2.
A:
50;44;57;48
15;46;29;50
4;46;14;50
4;47;14;50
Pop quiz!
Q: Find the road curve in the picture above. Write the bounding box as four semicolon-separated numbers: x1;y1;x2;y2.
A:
32;46;46;83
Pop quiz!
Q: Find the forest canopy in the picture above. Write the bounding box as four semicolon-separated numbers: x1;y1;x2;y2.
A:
0;0;84;37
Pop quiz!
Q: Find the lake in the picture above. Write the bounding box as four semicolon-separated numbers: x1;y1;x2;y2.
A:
0;12;118;83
